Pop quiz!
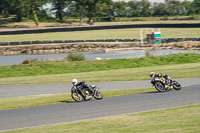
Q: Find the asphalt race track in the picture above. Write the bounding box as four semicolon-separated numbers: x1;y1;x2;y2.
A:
0;78;199;98
0;83;199;131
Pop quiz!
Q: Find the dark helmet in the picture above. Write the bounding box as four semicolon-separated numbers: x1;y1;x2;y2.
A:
80;80;87;86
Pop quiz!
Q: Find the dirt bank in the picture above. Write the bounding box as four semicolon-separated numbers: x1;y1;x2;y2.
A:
0;43;132;55
0;41;199;55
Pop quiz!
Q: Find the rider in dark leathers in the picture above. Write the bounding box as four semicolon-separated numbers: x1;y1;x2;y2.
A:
72;79;94;97
149;72;171;85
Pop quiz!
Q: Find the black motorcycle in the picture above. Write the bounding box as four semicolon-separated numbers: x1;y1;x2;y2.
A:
71;85;103;102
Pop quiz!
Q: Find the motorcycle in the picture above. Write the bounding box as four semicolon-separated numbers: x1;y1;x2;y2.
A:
71;85;103;102
151;76;181;92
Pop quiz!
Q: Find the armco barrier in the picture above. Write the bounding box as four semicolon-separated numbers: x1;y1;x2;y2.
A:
32;41;42;44
21;41;31;45
53;40;64;43
9;42;20;45
0;23;200;35
162;38;200;43
41;40;53;44
0;38;199;46
0;42;9;46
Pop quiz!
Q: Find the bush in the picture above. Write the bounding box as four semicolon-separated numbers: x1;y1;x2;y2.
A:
145;49;152;57
160;16;168;20
66;52;85;61
172;16;196;20
93;16;115;22
21;59;38;64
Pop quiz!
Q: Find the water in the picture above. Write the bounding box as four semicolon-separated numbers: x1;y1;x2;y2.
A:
0;49;199;66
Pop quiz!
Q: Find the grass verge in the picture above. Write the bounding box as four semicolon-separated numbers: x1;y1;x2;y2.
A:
0;53;200;78
1;16;199;28
0;88;154;111
0;28;200;42
0;62;200;85
3;104;200;133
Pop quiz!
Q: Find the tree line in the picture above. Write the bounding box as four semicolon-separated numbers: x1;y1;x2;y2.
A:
0;0;200;25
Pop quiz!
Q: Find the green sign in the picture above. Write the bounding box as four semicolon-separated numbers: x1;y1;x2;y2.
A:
154;32;161;44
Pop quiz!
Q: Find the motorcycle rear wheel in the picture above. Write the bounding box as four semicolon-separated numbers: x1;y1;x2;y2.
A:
71;93;84;102
155;82;167;92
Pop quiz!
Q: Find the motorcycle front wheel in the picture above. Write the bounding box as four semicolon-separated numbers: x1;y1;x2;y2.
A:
71;92;84;102
172;81;182;90
94;91;103;100
154;82;167;92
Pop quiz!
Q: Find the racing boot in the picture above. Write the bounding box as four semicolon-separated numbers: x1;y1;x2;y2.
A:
86;95;92;100
85;91;92;100
165;85;171;91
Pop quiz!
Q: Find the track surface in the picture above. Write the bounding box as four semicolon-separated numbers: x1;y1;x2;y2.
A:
0;84;199;131
0;78;199;98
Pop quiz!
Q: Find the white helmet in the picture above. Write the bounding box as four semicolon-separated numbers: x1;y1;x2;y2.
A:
149;72;155;78
72;79;78;85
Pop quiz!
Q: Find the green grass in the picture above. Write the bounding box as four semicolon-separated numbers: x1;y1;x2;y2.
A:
0;28;200;42
116;15;200;21
0;88;154;110
0;62;200;85
0;53;200;79
3;104;200;133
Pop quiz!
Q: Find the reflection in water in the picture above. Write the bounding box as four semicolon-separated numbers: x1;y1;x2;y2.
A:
0;50;199;66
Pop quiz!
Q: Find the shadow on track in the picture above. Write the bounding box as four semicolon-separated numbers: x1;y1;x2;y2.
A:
141;90;176;94
60;99;98;103
140;91;160;94
145;91;160;93
60;100;75;103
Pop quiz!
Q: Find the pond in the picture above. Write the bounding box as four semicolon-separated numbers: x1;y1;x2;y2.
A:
0;49;200;66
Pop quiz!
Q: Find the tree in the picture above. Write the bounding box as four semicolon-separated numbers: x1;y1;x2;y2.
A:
95;0;113;21
112;1;128;17
86;0;112;24
136;0;151;17
152;2;168;16
0;0;10;17
9;0;29;21
74;0;87;25
30;0;39;26
164;0;182;16
193;0;200;14
51;0;68;22
73;0;112;25
181;0;194;15
127;1;140;17
8;0;47;25
84;0;99;24
127;0;151;17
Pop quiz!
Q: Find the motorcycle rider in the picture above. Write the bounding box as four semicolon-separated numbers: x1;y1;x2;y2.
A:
149;72;171;86
72;79;93;99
